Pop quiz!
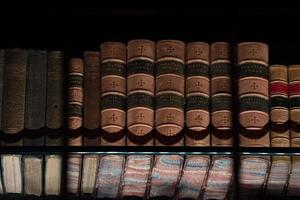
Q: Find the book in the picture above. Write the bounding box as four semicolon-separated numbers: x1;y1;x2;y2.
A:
44;155;62;196
0;168;3;194
66;58;84;196
149;155;183;198
95;155;125;199
1;154;23;194
177;155;210;199
23;156;43;196
289;65;300;125
100;42;126;146
287;156;300;197
81;155;99;196
127;39;155;146
0;49;4;128
239;156;270;198
25;49;47;131
1;48;27;134
211;42;233;147
46;51;64;130
185;42;210;146
83;51;101;146
121;155;152;198
203;156;233;200
155;40;185;146
237;42;269;130
185;42;210;131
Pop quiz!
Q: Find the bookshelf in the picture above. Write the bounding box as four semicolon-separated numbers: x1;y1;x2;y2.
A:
1;6;300;200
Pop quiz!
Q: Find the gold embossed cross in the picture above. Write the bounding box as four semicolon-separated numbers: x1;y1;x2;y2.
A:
111;81;118;88
219;47;227;57
195;81;203;88
137;45;145;54
194;47;203;56
221;115;229;124
195;115;203;123
136;113;145;121
166;113;175;121
250;116;259;124
110;113;118;122
137;79;145;87
248;48;257;56
167;46;175;54
251;82;258;90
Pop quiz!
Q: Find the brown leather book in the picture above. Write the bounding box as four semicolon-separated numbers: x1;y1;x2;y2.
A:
45;51;64;147
83;51;101;146
155;40;185;146
1;48;27;134
100;42;126;146
237;42;269;131
0;49;4;129
127;39;155;146
211;42;233;147
185;42;210;147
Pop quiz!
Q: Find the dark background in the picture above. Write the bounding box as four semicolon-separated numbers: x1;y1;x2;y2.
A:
1;5;300;64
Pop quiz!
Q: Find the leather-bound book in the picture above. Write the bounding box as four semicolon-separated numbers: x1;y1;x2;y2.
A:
81;51;100;197
185;42;210;146
127;39;155;146
0;168;3;194
265;65;290;197
203;156;233;200
155;39;185;146
23;50;47;197
45;51;64;145
66;58;83;196
237;42;269;130
289;65;300;125
100;42;126;146
211;42;233;147
44;51;64;197
1;49;26;196
1;48;26;134
83;51;101;145
95;155;125;199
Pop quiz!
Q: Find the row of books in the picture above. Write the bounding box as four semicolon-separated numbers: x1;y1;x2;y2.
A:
1;154;300;199
0;40;299;147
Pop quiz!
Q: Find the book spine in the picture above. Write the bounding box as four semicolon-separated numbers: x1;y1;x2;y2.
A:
1;49;27;134
23;156;43;196
100;42;126;145
46;51;64;129
121;155;152;198
185;42;210;131
81;155;99;196
1;154;23;194
0;49;4;128
203;156;233;200
25;50;47;130
289;65;300;125
237;42;269;130
185;42;210;147
24;50;47;147
210;42;233;147
177;155;210;199
149;155;183;198
155;40;185;146
83;51;100;130
44;155;62;196
127;39;155;146
287;156;300;196
95;155;125;199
